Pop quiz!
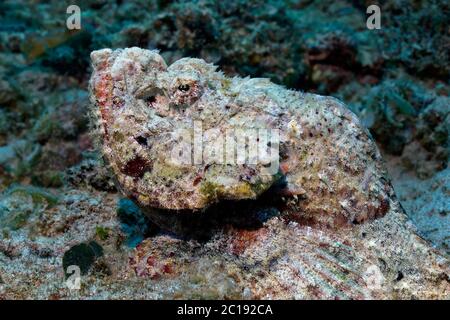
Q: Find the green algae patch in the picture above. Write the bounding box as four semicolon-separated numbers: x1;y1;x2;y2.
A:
199;181;224;202
249;178;272;195
0;185;59;231
95;226;110;241
7;211;32;231
7;185;58;207
112;130;125;143
31;170;64;188
200;179;269;203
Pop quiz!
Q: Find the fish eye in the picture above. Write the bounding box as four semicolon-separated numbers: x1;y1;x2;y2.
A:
170;76;203;106
178;84;190;92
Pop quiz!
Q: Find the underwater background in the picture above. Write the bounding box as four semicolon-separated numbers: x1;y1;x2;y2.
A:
0;0;448;299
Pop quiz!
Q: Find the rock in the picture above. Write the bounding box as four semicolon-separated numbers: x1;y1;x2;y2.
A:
66;158;116;191
62;241;103;277
0;185;58;231
0;78;18;106
387;162;450;255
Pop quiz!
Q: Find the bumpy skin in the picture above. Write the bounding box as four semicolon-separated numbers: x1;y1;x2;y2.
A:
89;47;392;227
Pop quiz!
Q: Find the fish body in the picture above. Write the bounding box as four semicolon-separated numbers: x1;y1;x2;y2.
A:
90;47;391;228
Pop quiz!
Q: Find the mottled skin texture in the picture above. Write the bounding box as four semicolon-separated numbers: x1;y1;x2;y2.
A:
89;47;392;229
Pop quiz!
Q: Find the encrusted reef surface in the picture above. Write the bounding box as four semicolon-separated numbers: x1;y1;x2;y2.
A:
0;0;449;299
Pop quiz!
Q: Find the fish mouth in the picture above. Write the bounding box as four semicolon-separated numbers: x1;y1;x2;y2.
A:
138;180;287;241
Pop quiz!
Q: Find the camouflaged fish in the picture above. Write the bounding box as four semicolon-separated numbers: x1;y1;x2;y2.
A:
89;47;392;228
84;47;450;299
